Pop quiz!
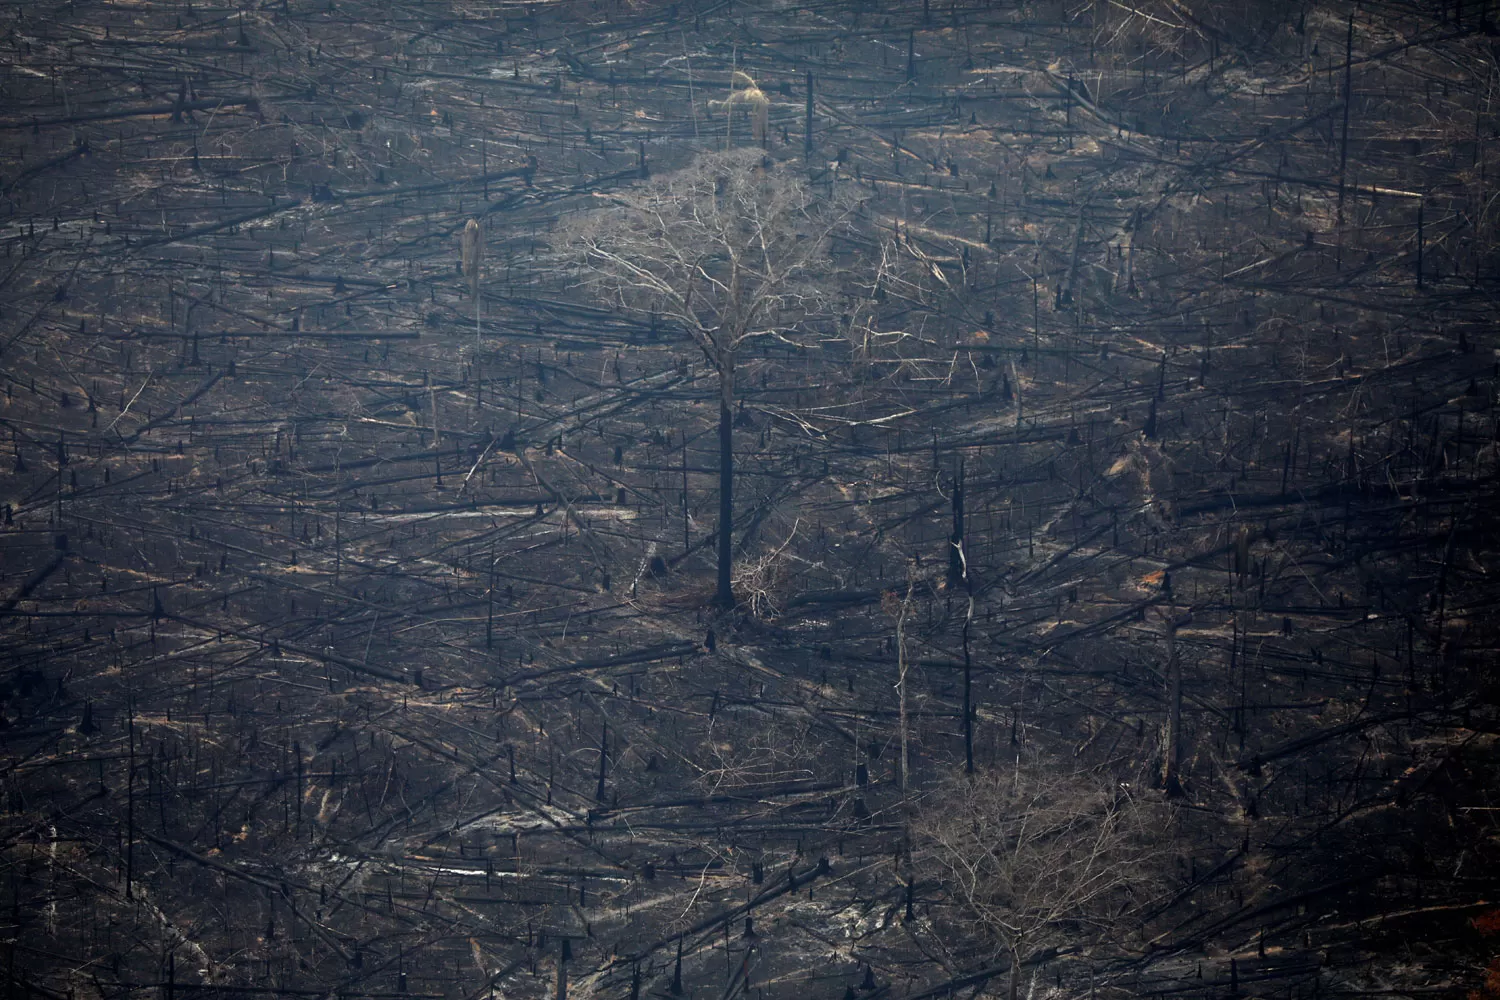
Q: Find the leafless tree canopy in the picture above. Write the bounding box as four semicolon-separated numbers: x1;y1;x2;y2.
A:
563;148;854;383
915;764;1170;983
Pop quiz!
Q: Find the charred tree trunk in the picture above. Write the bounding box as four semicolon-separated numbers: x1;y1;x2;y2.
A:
894;578;914;792
948;460;966;586
1162;609;1189;797
804;71;814;162
962;596;974;774
715;354;735;609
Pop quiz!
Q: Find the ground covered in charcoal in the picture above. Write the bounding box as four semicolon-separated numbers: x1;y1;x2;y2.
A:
1;2;1498;1000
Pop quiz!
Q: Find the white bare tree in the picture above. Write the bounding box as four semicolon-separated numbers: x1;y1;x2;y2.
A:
914;765;1171;1000
563;148;856;608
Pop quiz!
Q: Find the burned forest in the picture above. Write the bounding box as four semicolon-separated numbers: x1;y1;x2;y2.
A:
2;2;1498;1000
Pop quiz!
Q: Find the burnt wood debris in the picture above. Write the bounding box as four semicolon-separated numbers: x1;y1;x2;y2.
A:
1;2;1498;1000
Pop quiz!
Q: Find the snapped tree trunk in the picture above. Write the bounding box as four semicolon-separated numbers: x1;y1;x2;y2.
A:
715;353;735;609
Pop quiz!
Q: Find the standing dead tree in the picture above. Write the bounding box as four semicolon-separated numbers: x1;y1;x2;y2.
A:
882;575;917;793
915;765;1171;1000
1158;606;1194;797
461;217;483;339
564;148;855;608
